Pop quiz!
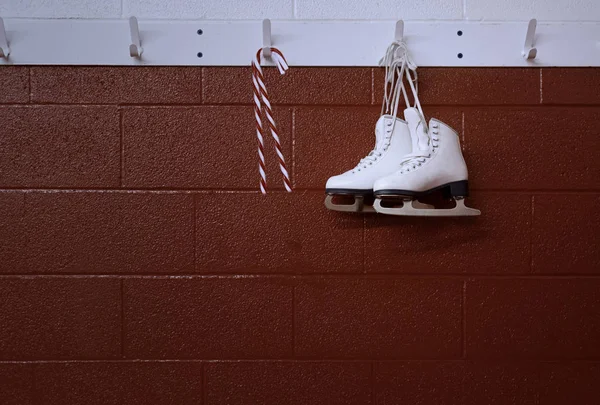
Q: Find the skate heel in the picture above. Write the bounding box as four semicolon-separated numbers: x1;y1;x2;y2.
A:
445;180;469;198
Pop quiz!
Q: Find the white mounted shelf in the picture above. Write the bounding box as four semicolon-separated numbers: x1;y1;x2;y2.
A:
0;18;599;66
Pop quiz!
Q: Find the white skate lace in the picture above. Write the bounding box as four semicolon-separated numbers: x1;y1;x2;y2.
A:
399;122;440;173
382;42;437;173
352;41;421;173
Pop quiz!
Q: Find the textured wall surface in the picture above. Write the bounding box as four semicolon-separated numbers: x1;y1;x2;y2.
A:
0;65;599;404
2;0;599;20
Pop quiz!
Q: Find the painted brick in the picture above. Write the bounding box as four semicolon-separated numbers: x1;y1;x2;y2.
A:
203;67;372;105
464;107;600;190
0;67;29;103
532;194;600;273
123;0;292;19
543;68;600;104
466;0;600;21
0;363;34;405
463;362;538;405
0;277;121;360
205;362;371;405
365;193;531;274
0;106;120;188
122;106;291;189
539;362;600;405
374;68;540;105
0;193;26;274
296;278;462;359
294;106;461;189
31;67;203;104
375;362;464;405
376;362;537;405
0;0;120;18
296;0;462;19
35;361;203;405
195;192;363;273
466;279;600;359
123;278;293;358
24;192;194;274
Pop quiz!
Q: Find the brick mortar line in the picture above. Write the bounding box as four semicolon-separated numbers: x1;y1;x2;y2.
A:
1;188;599;194
2;359;599;364
292;286;296;358
120;280;125;359
291;108;296;189
4;102;600;108
202;362;206;405
370;362;375;405
28;67;32;103
2;274;600;279
530;195;535;272
2;358;598;363
193;195;198;272
462;281;467;359
119;108;124;187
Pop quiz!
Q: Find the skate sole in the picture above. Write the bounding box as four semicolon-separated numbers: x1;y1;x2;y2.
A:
374;180;469;198
325;188;373;196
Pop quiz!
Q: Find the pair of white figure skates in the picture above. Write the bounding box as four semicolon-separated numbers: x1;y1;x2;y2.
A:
325;41;480;217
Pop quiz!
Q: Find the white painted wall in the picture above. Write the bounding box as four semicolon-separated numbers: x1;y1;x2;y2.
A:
1;0;599;21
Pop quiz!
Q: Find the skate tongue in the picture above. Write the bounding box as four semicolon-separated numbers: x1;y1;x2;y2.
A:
404;107;429;153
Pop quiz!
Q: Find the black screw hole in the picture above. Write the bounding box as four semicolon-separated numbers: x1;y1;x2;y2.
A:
197;52;203;58
197;29;203;35
457;53;463;59
457;30;463;36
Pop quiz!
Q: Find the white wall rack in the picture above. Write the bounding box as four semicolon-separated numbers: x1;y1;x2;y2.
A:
0;18;599;66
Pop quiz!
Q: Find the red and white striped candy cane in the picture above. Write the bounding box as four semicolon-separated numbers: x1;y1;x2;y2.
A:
252;47;292;194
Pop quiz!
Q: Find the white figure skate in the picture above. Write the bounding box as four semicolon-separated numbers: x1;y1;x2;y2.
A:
373;118;481;216
325;115;412;212
325;41;431;213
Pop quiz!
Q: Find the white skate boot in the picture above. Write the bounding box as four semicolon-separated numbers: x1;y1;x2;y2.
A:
325;115;412;212
373;118;481;216
325;40;430;213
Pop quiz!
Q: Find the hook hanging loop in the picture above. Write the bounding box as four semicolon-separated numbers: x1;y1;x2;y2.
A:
522;18;537;60
129;16;143;58
262;19;272;58
395;20;404;42
0;17;10;58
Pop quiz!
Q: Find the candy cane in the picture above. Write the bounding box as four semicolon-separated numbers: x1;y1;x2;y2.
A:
252;47;292;194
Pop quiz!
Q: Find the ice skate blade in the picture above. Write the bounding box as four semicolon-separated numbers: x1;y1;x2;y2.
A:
374;199;481;217
324;195;375;213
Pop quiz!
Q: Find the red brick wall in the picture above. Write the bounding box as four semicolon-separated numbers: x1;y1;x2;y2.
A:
0;66;599;404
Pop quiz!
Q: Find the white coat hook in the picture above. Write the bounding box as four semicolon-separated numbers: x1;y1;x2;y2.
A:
262;19;272;58
0;17;10;58
395;20;404;41
129;16;143;58
522;18;537;60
